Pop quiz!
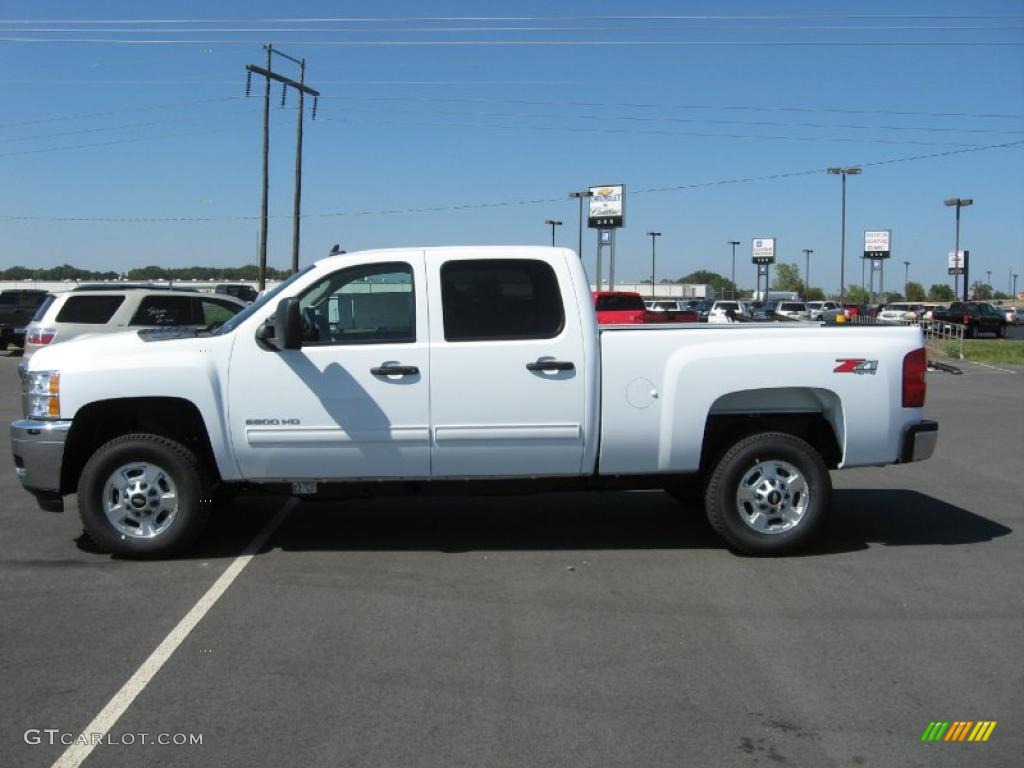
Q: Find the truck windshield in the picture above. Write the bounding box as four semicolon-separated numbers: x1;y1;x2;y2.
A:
214;265;315;336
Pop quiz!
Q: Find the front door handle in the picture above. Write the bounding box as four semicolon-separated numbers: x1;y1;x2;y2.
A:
526;360;575;372
371;364;420;377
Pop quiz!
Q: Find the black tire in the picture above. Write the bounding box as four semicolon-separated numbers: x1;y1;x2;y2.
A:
0;340;8;352
996;324;1005;339
705;432;831;556
77;433;210;558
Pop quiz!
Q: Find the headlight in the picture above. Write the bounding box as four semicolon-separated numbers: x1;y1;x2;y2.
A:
23;370;60;420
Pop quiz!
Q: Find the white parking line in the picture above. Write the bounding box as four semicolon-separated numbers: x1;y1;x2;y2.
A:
962;360;1018;375
51;498;295;768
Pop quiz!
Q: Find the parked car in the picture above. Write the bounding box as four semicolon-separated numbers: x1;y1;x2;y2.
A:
931;301;1007;338
0;289;52;351
1002;306;1019;325
215;283;259;304
877;303;924;324
645;300;700;323
843;304;870;319
689;299;714;321
20;287;246;374
806;301;842;321
594;292;696;324
707;300;746;323
775;302;809;320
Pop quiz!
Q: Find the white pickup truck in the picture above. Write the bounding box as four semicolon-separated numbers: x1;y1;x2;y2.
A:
12;247;937;558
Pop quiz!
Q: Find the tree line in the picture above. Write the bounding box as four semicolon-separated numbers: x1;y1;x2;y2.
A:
0;264;291;282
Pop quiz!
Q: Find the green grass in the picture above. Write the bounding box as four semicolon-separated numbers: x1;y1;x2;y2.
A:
934;339;1024;365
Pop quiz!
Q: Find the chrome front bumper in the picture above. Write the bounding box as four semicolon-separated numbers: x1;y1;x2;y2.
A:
899;420;939;463
10;419;72;511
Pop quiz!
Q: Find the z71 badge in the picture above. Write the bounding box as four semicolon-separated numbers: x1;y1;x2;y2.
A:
834;358;878;375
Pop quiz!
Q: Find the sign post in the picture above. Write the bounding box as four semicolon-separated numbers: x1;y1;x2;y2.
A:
588;185;625;290
864;230;891;303
751;238;776;300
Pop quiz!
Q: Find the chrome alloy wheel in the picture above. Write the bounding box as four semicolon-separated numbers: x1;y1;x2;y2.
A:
734;459;809;535
103;462;179;539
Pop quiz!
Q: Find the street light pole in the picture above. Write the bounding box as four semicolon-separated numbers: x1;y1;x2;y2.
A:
544;219;563;247
646;231;662;298
986;270;992;292
802;249;813;300
1014;273;1019;298
827;167;862;304
944;197;973;302
568;190;592;258
903;260;910;298
728;240;740;299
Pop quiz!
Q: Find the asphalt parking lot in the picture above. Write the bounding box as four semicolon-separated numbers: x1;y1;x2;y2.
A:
1;351;1021;768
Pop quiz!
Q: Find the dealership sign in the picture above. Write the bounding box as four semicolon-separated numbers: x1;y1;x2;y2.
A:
864;230;891;259
587;185;625;228
948;250;967;275
752;237;776;265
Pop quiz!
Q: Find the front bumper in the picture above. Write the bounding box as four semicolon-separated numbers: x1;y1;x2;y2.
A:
10;419;72;512
899;420;938;463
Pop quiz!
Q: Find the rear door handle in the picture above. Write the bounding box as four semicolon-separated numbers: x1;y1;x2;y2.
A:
371;364;420;376
526;360;575;372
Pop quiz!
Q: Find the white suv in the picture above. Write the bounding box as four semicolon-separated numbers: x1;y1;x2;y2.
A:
806;301;842;321
776;301;810;320
20;286;244;373
707;300;746;323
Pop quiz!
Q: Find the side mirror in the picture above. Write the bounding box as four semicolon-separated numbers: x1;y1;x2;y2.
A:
256;298;302;351
274;298;302;350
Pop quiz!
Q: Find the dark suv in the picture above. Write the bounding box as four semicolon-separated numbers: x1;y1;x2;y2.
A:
0;289;52;350
932;301;1007;338
215;284;259;304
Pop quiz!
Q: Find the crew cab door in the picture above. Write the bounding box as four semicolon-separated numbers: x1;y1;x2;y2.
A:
227;253;430;480
427;252;587;477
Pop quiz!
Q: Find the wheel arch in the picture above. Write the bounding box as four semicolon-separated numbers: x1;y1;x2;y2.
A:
700;387;844;473
61;397;221;494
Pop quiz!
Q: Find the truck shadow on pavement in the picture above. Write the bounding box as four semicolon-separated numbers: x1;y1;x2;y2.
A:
75;488;1011;559
137;488;1010;559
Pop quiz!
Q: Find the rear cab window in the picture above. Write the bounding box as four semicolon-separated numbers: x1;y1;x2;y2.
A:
55;295;126;324
442;259;565;341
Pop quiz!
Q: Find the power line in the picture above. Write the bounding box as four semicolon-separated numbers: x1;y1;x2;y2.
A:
0;117;292;158
0;95;243;128
2;15;1022;22
322;94;1024;122
2;38;1021;46
324;101;1024;138
3;139;1020;222
5;25;1022;32
0;105;265;143
323;114;987;149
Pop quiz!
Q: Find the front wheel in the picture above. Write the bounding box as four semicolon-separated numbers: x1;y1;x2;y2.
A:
705;432;831;556
77;434;210;558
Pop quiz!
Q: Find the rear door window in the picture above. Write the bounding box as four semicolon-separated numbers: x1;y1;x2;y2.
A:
55;295;126;324
200;298;242;327
129;296;202;326
442;259;565;341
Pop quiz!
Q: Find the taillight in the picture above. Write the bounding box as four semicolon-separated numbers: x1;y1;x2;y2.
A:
902;347;927;408
962;313;970;325
28;328;56;345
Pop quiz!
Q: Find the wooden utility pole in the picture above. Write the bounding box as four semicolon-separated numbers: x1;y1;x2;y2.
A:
245;45;319;288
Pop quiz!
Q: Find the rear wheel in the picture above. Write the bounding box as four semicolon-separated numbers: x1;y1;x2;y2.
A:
705;432;831;555
77;434;210;558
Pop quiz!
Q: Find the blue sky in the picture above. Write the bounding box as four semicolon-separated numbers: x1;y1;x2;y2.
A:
1;0;1022;294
